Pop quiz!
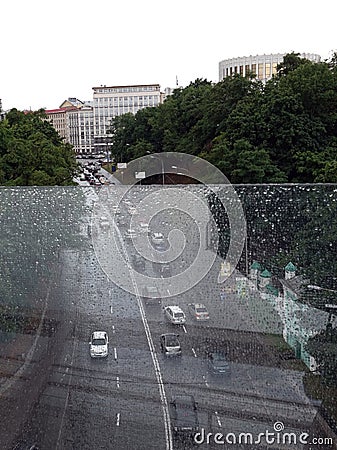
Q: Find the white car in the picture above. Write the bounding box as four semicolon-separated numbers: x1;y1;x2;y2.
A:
164;306;186;324
139;221;150;234
89;331;109;358
188;303;210;321
125;228;137;239
99;216;110;230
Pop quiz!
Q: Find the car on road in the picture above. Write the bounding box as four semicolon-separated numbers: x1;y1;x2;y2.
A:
163;306;186;324
150;232;166;250
160;333;181;356
142;285;162;306
138;221;150;234
207;351;230;375
188;303;209;321
152;261;171;277
89;331;109;358
125;228;137;240
99;216;110;230
170;394;199;439
131;254;146;271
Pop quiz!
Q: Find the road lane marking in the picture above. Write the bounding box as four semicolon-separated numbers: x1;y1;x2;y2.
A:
112;325;115;333
192;348;197;357
116;376;120;388
182;325;187;334
56;308;79;450
112;220;173;450
215;411;222;427
116;413;120;426
110;305;113;314
114;347;118;360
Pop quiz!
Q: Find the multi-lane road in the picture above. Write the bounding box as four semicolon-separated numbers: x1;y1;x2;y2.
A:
1;186;323;449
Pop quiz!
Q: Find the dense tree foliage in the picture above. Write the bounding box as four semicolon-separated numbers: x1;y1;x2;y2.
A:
0;109;78;185
109;53;337;183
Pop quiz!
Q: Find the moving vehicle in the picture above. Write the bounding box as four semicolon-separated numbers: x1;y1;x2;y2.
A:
142;285;162;306
170;394;199;439
160;333;181;356
131;254;146;271
152;261;171;277
99;216;110;230
207;351;230;375
188;303;210;321
163;306;186;324
150;232;166;250
125;228;137;240
89;331;109;358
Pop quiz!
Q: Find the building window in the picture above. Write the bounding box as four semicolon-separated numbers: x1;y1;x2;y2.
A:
251;64;256;75
258;63;264;79
265;63;271;78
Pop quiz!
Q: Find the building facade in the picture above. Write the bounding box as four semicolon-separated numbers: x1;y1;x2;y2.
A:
219;53;321;82
92;84;163;153
45;98;95;154
45;85;164;155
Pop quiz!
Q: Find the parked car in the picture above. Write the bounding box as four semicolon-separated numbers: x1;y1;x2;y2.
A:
160;333;181;356
170;394;199;439
163;306;186;324
207;351;230;375
188;303;209;321
89;331;109;358
142;285;162;306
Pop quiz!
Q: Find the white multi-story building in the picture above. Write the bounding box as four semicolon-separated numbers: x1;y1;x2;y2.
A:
45;85;165;154
67;105;94;154
92;84;163;153
219;53;321;82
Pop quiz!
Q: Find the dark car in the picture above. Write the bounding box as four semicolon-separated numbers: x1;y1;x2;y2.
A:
131;254;145;271
152;261;171;277
207;351;231;375
142;285;162;306
160;333;181;356
170;394;199;440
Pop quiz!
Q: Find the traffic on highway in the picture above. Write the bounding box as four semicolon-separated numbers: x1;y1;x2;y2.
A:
0;181;334;450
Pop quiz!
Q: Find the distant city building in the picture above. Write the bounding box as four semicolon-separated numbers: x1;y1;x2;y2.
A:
45;85;165;155
0;99;5;121
219;52;321;82
45;98;94;154
92;84;163;154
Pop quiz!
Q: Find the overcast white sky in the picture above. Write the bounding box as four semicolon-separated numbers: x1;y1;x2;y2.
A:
1;0;336;111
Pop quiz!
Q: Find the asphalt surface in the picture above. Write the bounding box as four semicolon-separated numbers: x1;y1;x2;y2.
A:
0;186;327;450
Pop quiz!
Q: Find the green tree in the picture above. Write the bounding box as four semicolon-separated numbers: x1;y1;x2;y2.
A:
0;109;78;185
